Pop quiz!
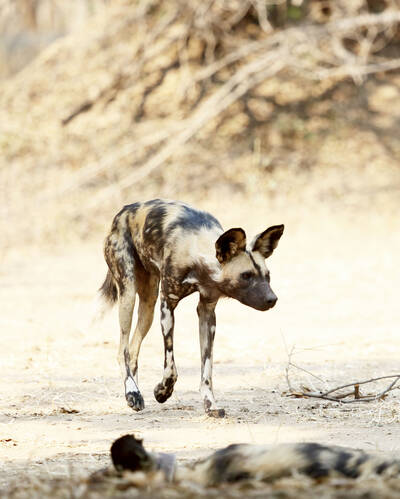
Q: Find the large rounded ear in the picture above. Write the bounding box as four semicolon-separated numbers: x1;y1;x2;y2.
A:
251;224;284;259
215;228;246;264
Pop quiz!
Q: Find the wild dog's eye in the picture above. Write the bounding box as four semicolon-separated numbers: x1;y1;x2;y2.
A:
265;272;271;282
240;271;253;281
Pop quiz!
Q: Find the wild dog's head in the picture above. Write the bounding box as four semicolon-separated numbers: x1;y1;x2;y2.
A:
215;225;284;311
111;434;154;472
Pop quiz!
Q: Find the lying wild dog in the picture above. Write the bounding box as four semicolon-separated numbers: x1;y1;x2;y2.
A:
99;199;284;417
111;434;400;485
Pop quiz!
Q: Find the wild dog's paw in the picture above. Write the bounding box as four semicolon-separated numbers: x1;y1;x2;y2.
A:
154;378;175;403
126;391;145;411
125;376;144;411
204;397;225;418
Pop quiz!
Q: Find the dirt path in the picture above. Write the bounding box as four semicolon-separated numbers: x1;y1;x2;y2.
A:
1;203;400;492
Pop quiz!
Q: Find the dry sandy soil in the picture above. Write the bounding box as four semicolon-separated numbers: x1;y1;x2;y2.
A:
1;197;400;496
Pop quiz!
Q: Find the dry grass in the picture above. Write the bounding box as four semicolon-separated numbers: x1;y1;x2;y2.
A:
6;468;400;499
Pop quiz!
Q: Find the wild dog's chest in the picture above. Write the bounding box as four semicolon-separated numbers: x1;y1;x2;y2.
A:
161;272;199;301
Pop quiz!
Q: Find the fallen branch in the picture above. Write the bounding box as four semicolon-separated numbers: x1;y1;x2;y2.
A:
285;356;400;404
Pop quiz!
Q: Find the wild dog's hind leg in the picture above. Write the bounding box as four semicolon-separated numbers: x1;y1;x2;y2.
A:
105;233;144;411
154;295;178;403
128;268;159;383
197;297;225;418
118;287;145;410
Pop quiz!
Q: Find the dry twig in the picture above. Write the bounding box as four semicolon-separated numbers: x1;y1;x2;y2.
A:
285;349;400;403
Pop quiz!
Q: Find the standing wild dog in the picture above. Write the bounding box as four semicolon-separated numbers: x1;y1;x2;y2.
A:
99;199;284;417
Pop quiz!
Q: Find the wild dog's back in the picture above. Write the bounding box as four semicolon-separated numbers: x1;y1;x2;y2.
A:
119;199;223;273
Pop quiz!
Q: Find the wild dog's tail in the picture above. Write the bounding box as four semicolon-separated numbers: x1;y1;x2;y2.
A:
99;269;118;305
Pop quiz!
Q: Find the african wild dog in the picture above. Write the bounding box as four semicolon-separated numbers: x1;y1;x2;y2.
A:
99;199;284;417
111;434;400;484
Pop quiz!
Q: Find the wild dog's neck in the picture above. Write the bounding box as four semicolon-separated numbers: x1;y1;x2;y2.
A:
186;257;223;298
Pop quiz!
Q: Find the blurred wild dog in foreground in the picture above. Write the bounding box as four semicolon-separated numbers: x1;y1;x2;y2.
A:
98;199;284;416
110;434;400;485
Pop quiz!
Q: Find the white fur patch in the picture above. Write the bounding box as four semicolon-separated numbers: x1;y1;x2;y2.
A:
161;302;173;334
164;351;174;377
125;376;139;394
203;358;212;381
171;226;222;270
200;384;217;407
200;358;217;407
182;275;198;285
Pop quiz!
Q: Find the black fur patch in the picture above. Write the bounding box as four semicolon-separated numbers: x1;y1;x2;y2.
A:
143;203;168;255
166;204;222;234
252;225;284;259
248;251;263;277
334;450;357;478
215;228;246;263
226;471;251;481
299;443;331;478
123;202;141;216
99;270;118;303
210;444;243;483
376;462;390;474
111;434;153;472
126;390;145;411
154;376;176;403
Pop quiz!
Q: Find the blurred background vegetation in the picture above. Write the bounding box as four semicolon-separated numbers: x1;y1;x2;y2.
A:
0;0;399;250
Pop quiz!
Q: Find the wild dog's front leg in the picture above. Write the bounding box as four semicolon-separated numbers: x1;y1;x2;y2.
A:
197;297;225;418
154;296;178;403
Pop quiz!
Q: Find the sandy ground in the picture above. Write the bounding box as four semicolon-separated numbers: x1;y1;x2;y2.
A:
1;200;400;494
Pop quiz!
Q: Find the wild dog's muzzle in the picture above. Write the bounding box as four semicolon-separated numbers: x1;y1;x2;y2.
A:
238;281;278;311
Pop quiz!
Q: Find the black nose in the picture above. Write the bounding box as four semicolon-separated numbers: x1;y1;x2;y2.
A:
267;295;277;308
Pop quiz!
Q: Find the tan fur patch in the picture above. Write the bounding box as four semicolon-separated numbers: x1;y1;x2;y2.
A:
127;204;150;241
220;252;254;283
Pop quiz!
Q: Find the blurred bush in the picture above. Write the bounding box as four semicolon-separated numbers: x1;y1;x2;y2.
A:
0;0;399;247
0;0;109;76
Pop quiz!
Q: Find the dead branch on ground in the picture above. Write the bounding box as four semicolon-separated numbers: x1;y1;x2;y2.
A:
284;348;400;403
